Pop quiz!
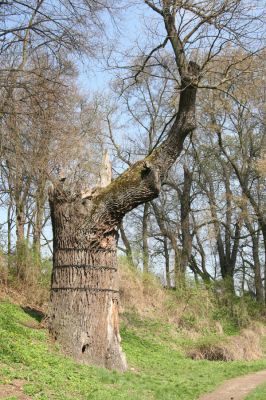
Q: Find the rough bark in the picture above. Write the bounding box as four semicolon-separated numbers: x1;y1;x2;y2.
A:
49;185;127;371
49;62;198;371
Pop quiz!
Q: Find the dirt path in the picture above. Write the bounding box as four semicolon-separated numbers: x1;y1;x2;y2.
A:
198;370;266;400
1;371;266;400
0;379;32;400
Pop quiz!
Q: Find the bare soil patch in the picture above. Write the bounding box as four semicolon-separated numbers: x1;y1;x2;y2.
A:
0;379;31;399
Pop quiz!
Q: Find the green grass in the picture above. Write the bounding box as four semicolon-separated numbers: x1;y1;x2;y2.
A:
245;383;266;399
1;301;266;400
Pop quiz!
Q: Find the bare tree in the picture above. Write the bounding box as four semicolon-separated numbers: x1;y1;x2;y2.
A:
193;50;266;298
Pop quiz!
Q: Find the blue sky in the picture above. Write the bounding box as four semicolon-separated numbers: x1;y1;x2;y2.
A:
77;1;157;92
0;2;152;256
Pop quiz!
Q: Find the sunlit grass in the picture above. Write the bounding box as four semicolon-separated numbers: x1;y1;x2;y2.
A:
1;301;266;400
245;382;266;400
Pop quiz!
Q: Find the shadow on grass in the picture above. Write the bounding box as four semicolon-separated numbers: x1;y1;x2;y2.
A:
21;306;45;323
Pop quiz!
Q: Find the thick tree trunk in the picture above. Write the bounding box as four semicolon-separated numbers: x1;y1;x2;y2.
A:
49;190;127;371
49;62;198;371
50;250;126;370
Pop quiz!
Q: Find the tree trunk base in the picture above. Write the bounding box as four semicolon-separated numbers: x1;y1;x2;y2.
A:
49;289;127;371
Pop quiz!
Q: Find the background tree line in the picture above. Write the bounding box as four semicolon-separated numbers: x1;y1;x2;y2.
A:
0;0;265;305
111;50;266;302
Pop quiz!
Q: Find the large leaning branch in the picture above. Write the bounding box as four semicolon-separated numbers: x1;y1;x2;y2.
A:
93;62;199;223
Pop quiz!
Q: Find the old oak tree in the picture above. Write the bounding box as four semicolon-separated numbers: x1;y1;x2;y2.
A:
48;0;264;370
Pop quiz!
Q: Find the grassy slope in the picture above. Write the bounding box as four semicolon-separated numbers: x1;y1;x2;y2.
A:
1;301;266;400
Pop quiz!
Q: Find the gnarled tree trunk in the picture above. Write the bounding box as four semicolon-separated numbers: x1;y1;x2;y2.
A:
49;194;126;370
49;62;198;371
